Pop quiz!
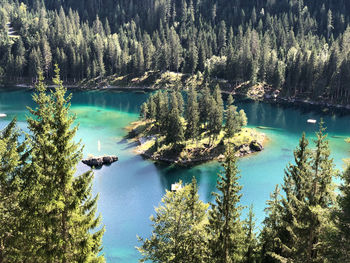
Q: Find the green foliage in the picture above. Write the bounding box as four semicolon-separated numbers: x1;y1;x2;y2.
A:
0;66;104;262
186;85;200;140
166;92;185;147
243;205;259;263
2;0;350;102
261;123;337;263
137;179;208;263
336;164;350;261
206;145;245;263
141;85;247;149
140;102;148;120
0;118;26;261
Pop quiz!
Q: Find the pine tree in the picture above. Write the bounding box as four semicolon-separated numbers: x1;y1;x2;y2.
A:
207;145;244;263
147;95;157;120
271;133;313;262
0;118;26;262
260;185;283;263
186;177;209;263
186;85;200;140
213;85;224;111
137;180;208;263
336;164;350;261
225;105;239;138
209;85;224;141
166;92;184;147
238;110;248;128
199;84;212;127
140;102;149;120
243;205;259;263
23;66;105;262
265;124;337;263
207;98;221;143
176;89;184;116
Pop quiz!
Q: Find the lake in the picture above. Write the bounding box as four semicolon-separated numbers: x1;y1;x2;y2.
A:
0;88;349;262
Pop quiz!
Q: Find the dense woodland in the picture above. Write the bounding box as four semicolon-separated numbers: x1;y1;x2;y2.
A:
2;0;350;262
2;0;350;102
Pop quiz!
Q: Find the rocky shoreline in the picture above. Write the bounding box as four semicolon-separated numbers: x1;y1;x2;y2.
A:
130;122;266;167
136;137;265;166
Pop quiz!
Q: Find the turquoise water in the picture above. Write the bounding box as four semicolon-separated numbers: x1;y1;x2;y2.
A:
0;89;349;262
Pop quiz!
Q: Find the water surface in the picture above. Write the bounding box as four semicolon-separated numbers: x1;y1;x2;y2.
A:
0;89;349;262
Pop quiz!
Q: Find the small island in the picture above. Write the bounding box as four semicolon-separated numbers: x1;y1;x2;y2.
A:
82;155;118;168
128;85;266;166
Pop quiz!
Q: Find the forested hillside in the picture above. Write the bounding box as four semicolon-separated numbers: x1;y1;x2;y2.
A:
2;0;350;102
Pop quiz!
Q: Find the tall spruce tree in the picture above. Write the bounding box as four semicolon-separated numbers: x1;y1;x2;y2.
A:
264;124;337;263
166;92;184;147
260;185;283;263
206;145;244;263
185;85;200;140
225;104;239;138
208;85;224;142
199;84;212;127
23;66;105;262
271;133;313;262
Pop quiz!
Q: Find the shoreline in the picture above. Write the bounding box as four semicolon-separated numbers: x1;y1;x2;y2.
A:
136;133;269;167
2;81;350;112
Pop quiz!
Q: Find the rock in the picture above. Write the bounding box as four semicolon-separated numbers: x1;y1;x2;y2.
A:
217;154;225;161
249;140;263;152
238;144;250;155
82;155;118;168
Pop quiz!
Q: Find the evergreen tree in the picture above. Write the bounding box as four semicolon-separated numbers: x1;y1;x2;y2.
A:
336;164;350;261
140;102;149;120
271;133;313;262
209;85;224;141
166;92;184;147
199;84;212;127
238;110;248;128
260;185;283;263
207;145;244;263
138;180;208;263
225;104;239;138
0;119;25;262
208;97;222;143
265;124;337;263
243;205;259;263
185;85;200;140
147;95;157;120
22;66;105;262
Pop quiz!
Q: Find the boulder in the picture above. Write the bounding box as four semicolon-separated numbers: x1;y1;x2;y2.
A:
82;155;118;168
249;140;263;152
238;144;250;155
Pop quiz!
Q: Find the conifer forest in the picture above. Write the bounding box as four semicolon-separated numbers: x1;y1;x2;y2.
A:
1;0;350;263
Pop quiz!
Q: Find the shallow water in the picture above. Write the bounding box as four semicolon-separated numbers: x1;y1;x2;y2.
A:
0;89;349;262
